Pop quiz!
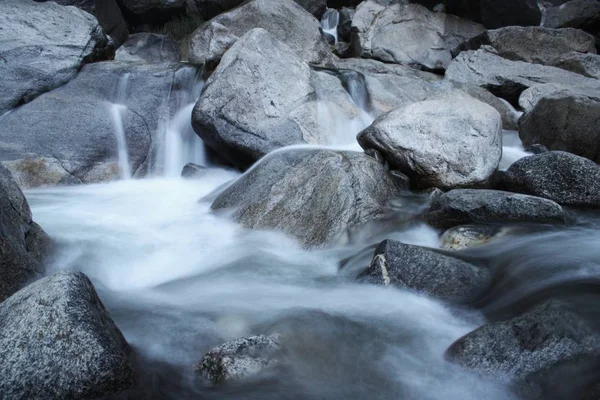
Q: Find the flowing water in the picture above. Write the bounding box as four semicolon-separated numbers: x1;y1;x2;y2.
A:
321;9;339;45
110;73;133;179
21;62;600;399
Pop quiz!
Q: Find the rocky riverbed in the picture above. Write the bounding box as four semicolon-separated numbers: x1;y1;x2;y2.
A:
1;0;600;399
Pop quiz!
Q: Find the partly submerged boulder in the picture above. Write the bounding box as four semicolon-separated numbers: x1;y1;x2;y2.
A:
211;148;401;248
504;152;600;208
425;189;566;230
0;270;134;399
0;165;52;302
0;0;110;115
357;91;502;189
358;240;490;303
187;0;331;65
441;225;502;251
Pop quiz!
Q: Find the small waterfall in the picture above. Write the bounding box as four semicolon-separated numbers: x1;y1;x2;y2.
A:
321;9;339;44
157;76;207;178
110;73;132;179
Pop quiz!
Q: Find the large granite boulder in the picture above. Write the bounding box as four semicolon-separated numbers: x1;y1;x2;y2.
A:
445;49;600;104
187;0;331;65
552;52;600;79
358;91;502;189
0;62;199;187
519;91;600;163
0;165;52;302
0;0;110;115
0;270;134;399
518;83;600;112
425;189;566;229
462;26;596;66
350;1;484;71
504;152;600;208
192;28;363;169
447;301;600;398
542;0;600;46
357;240;490;303
211;148;401;248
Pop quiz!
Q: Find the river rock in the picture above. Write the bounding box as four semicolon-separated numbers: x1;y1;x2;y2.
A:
0;270;134;399
334;58;441;115
0;165;52;302
115;33;180;63
518;83;600;112
187;0;331;65
357;240;490;303
0;0;110;115
445;49;600;104
181;163;207;178
211;149;401;248
0;62;199;188
542;0;600;43
504;152;600;208
425;189;566;230
441;225;501;250
197;334;282;384
552;52;600;79
350;2;484;71
519;91;600;163
463;26;596;66
192;29;361;169
447;301;600;397
357;90;502;189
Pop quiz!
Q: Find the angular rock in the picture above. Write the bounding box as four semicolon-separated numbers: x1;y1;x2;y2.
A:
464;26;596;66
425;189;566;230
358;240;490;303
187;0;331;65
211;149;401;248
0;165;51;302
447;301;600;396
542;0;600;39
0;0;110;115
552;52;600;79
334;58;441;115
115;33;180;63
504;152;600;208
519;91;600;163
0;62;199;187
441;225;501;250
197;334;282;384
445;49;600;104
518;83;600;112
350;2;484;71
0;270;134;399
358;90;502;189
192;29;362;169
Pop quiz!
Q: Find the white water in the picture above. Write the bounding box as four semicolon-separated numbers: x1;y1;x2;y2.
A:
321;9;339;44
500;130;531;170
110;73;133;179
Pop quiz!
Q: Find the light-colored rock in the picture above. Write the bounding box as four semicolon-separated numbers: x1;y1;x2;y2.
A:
358;91;502;189
187;0;331;65
518;83;600;112
115;33;180;63
441;225;501;250
0;0;110;115
552;52;600;79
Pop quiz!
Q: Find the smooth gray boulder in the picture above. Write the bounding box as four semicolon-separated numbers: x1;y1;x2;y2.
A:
211;148;401;248
334;58;441;115
504;152;600;208
552;52;600;79
0;0;110;115
0;270;134;399
463;26;596;66
187;0;332;65
115;33;180;63
197;334;282;384
445;49;600;104
0;62;199;187
350;2;484;71
542;0;600;37
0;165;52;302
518;83;600;112
192;28;362;169
447;301;600;397
357;91;502;189
441;225;502;250
519;91;600;164
181;163;206;178
357;240;490;303
425;189;566;229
